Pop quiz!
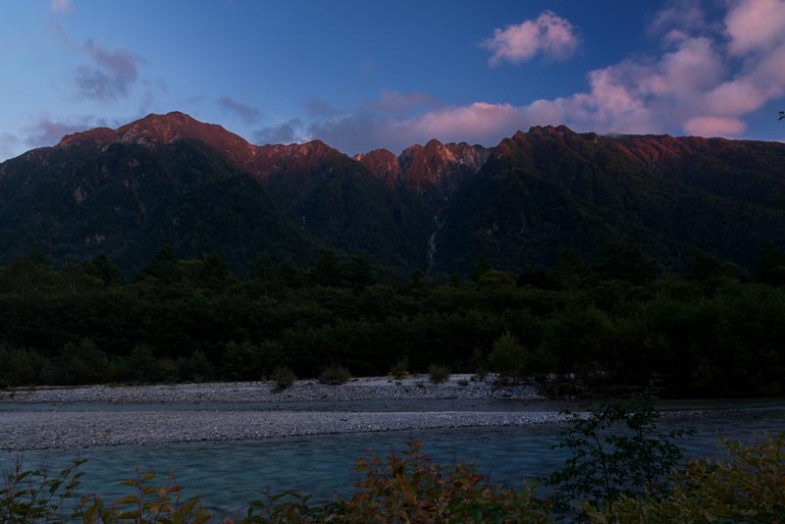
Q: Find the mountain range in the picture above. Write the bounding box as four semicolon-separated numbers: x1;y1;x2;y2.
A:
2;111;785;277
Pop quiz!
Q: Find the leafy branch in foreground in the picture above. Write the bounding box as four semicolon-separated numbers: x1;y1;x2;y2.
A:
242;441;553;523
590;432;785;522
547;396;694;517
1;459;85;522
77;470;211;523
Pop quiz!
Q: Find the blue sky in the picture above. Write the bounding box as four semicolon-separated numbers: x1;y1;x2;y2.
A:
1;0;784;161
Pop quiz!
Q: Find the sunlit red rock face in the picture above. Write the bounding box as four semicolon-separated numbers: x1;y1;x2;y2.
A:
356;139;489;194
59;112;259;169
57;111;492;198
53;113;772;202
353;149;400;186
58;112;351;182
253;140;347;180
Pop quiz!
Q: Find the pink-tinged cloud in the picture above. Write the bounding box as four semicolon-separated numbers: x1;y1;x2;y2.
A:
702;79;767;116
408;103;524;140
481;11;578;65
648;0;707;36
74;40;140;101
725;0;785;55
50;0;73;13
305;1;785;153
684;116;746;136
639;37;724;97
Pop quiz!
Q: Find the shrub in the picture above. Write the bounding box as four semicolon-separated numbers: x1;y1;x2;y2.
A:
0;346;56;387
222;340;262;381
245;441;553;523
59;339;113;385
128;345;162;383
271;366;296;391
318;364;352;385
470;348;488;380
181;349;213;382
489;331;527;381
0;459;85;522
77;471;211;523
587;433;785;523
428;363;450;384
547;396;693;517
389;357;409;380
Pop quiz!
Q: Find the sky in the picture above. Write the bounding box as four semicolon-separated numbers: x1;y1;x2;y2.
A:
1;0;784;161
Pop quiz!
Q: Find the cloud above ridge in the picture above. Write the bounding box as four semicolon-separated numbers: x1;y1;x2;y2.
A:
279;0;785;153
74;40;140;101
481;11;579;65
218;96;261;124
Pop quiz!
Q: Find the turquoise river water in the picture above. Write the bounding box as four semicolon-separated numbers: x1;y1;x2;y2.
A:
2;398;784;519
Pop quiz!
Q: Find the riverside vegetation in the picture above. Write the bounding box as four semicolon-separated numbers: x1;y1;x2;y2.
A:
2;243;785;397
2;399;783;523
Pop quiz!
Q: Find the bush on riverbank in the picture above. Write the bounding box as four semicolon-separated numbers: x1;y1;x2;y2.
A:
318;364;351;385
271;366;295;391
427;363;450;383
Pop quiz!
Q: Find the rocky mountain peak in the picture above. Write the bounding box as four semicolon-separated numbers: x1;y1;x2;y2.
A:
354;148;400;185
399;140;487;190
56;112;257;168
252;140;347;179
116;112;257;166
58;127;116;149
357;140;488;192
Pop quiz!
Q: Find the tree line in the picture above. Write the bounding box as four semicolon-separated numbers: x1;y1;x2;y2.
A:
1;243;784;397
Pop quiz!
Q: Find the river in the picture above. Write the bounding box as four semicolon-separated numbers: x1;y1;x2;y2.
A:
2;398;783;519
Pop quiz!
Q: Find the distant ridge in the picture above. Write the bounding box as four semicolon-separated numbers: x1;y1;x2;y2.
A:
3;112;785;276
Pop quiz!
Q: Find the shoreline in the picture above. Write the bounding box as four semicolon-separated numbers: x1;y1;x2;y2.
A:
0;410;563;451
0;374;541;404
0;375;552;451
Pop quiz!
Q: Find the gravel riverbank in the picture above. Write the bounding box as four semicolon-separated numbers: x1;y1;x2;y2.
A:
1;375;554;450
0;374;540;403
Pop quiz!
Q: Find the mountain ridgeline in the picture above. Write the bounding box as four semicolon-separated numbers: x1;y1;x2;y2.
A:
2;111;785;276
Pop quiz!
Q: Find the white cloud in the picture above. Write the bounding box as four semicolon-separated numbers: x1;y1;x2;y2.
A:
725;0;785;55
481;11;579;65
